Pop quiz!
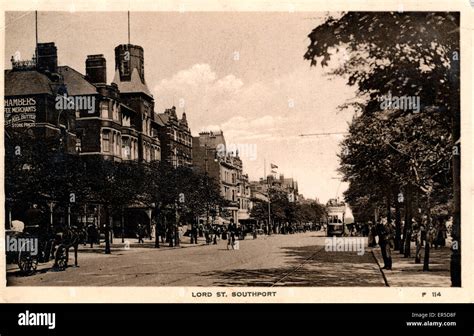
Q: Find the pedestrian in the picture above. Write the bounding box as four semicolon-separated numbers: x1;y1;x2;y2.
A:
367;221;376;247
198;221;204;238
191;224;198;244
436;218;447;247
176;225;183;247
150;222;155;241
213;228;218;244
137;223;144;243
87;223;95;248
227;219;236;250
204;224;211;245
376;218;393;270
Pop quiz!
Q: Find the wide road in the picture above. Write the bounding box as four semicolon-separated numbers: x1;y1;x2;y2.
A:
7;231;386;286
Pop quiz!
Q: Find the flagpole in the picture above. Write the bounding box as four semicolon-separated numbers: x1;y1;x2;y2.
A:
264;158;266;181
128;11;130;44
35;11;38;62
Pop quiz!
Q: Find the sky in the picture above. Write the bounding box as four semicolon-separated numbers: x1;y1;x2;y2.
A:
5;11;357;207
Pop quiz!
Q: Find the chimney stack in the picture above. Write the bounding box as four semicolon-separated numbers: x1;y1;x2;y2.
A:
86;54;107;85
36;42;58;74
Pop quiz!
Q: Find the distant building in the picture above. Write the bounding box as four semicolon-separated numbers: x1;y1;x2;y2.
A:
156;106;192;167
192;131;250;223
237;173;252;221
249;174;299;203
249;179;269;202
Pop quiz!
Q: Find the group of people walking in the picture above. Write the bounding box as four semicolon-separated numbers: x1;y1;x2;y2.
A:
366;218;395;270
366;215;449;270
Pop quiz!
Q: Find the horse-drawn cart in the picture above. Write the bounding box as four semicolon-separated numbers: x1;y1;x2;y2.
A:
6;224;55;275
6;224;74;275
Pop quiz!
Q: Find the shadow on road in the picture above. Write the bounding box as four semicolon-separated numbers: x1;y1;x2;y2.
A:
201;245;385;287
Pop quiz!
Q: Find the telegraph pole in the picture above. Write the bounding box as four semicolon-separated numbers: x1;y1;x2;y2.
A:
264;159;271;235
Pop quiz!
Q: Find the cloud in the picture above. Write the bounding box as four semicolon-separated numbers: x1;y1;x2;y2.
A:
153;63;357;202
215;74;244;93
200;115;290;144
159;63;217;88
154;63;243;117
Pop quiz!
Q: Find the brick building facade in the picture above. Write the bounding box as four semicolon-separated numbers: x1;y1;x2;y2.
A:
192;131;250;224
156;106;192;167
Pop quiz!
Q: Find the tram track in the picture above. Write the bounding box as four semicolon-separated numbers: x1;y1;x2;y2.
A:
270;245;327;287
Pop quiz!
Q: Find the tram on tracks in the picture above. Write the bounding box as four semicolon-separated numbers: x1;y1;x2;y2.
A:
326;198;346;237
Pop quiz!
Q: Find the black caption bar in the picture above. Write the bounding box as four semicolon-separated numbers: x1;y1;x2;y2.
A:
0;304;472;335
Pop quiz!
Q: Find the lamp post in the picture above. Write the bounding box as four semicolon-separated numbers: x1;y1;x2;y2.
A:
205;145;211;223
121;207;125;243
57;107;73;229
267;185;271;235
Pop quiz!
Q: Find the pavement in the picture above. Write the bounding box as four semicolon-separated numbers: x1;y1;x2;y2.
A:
371;241;451;287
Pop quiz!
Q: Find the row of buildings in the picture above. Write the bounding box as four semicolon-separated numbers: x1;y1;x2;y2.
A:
6;40;299;232
248;174;299;203
6;42;192;167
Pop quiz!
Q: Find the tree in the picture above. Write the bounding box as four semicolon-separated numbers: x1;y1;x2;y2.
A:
250;199;269;226
175;166;225;243
305;12;460;284
297;202;326;225
81;157;145;253
144;162;225;248
143;161;176;247
5;129;87;231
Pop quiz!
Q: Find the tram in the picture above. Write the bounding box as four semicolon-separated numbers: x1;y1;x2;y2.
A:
326;198;346;237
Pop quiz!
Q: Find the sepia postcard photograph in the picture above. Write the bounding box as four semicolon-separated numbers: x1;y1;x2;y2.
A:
1;0;472;304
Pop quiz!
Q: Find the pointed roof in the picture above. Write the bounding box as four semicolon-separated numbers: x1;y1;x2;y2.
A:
58;66;98;96
112;68;152;97
5;65;98;97
5;69;54;96
156;112;169;126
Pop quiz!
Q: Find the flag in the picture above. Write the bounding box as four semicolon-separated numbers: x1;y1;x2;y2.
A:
271;169;277;174
271;163;278;169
